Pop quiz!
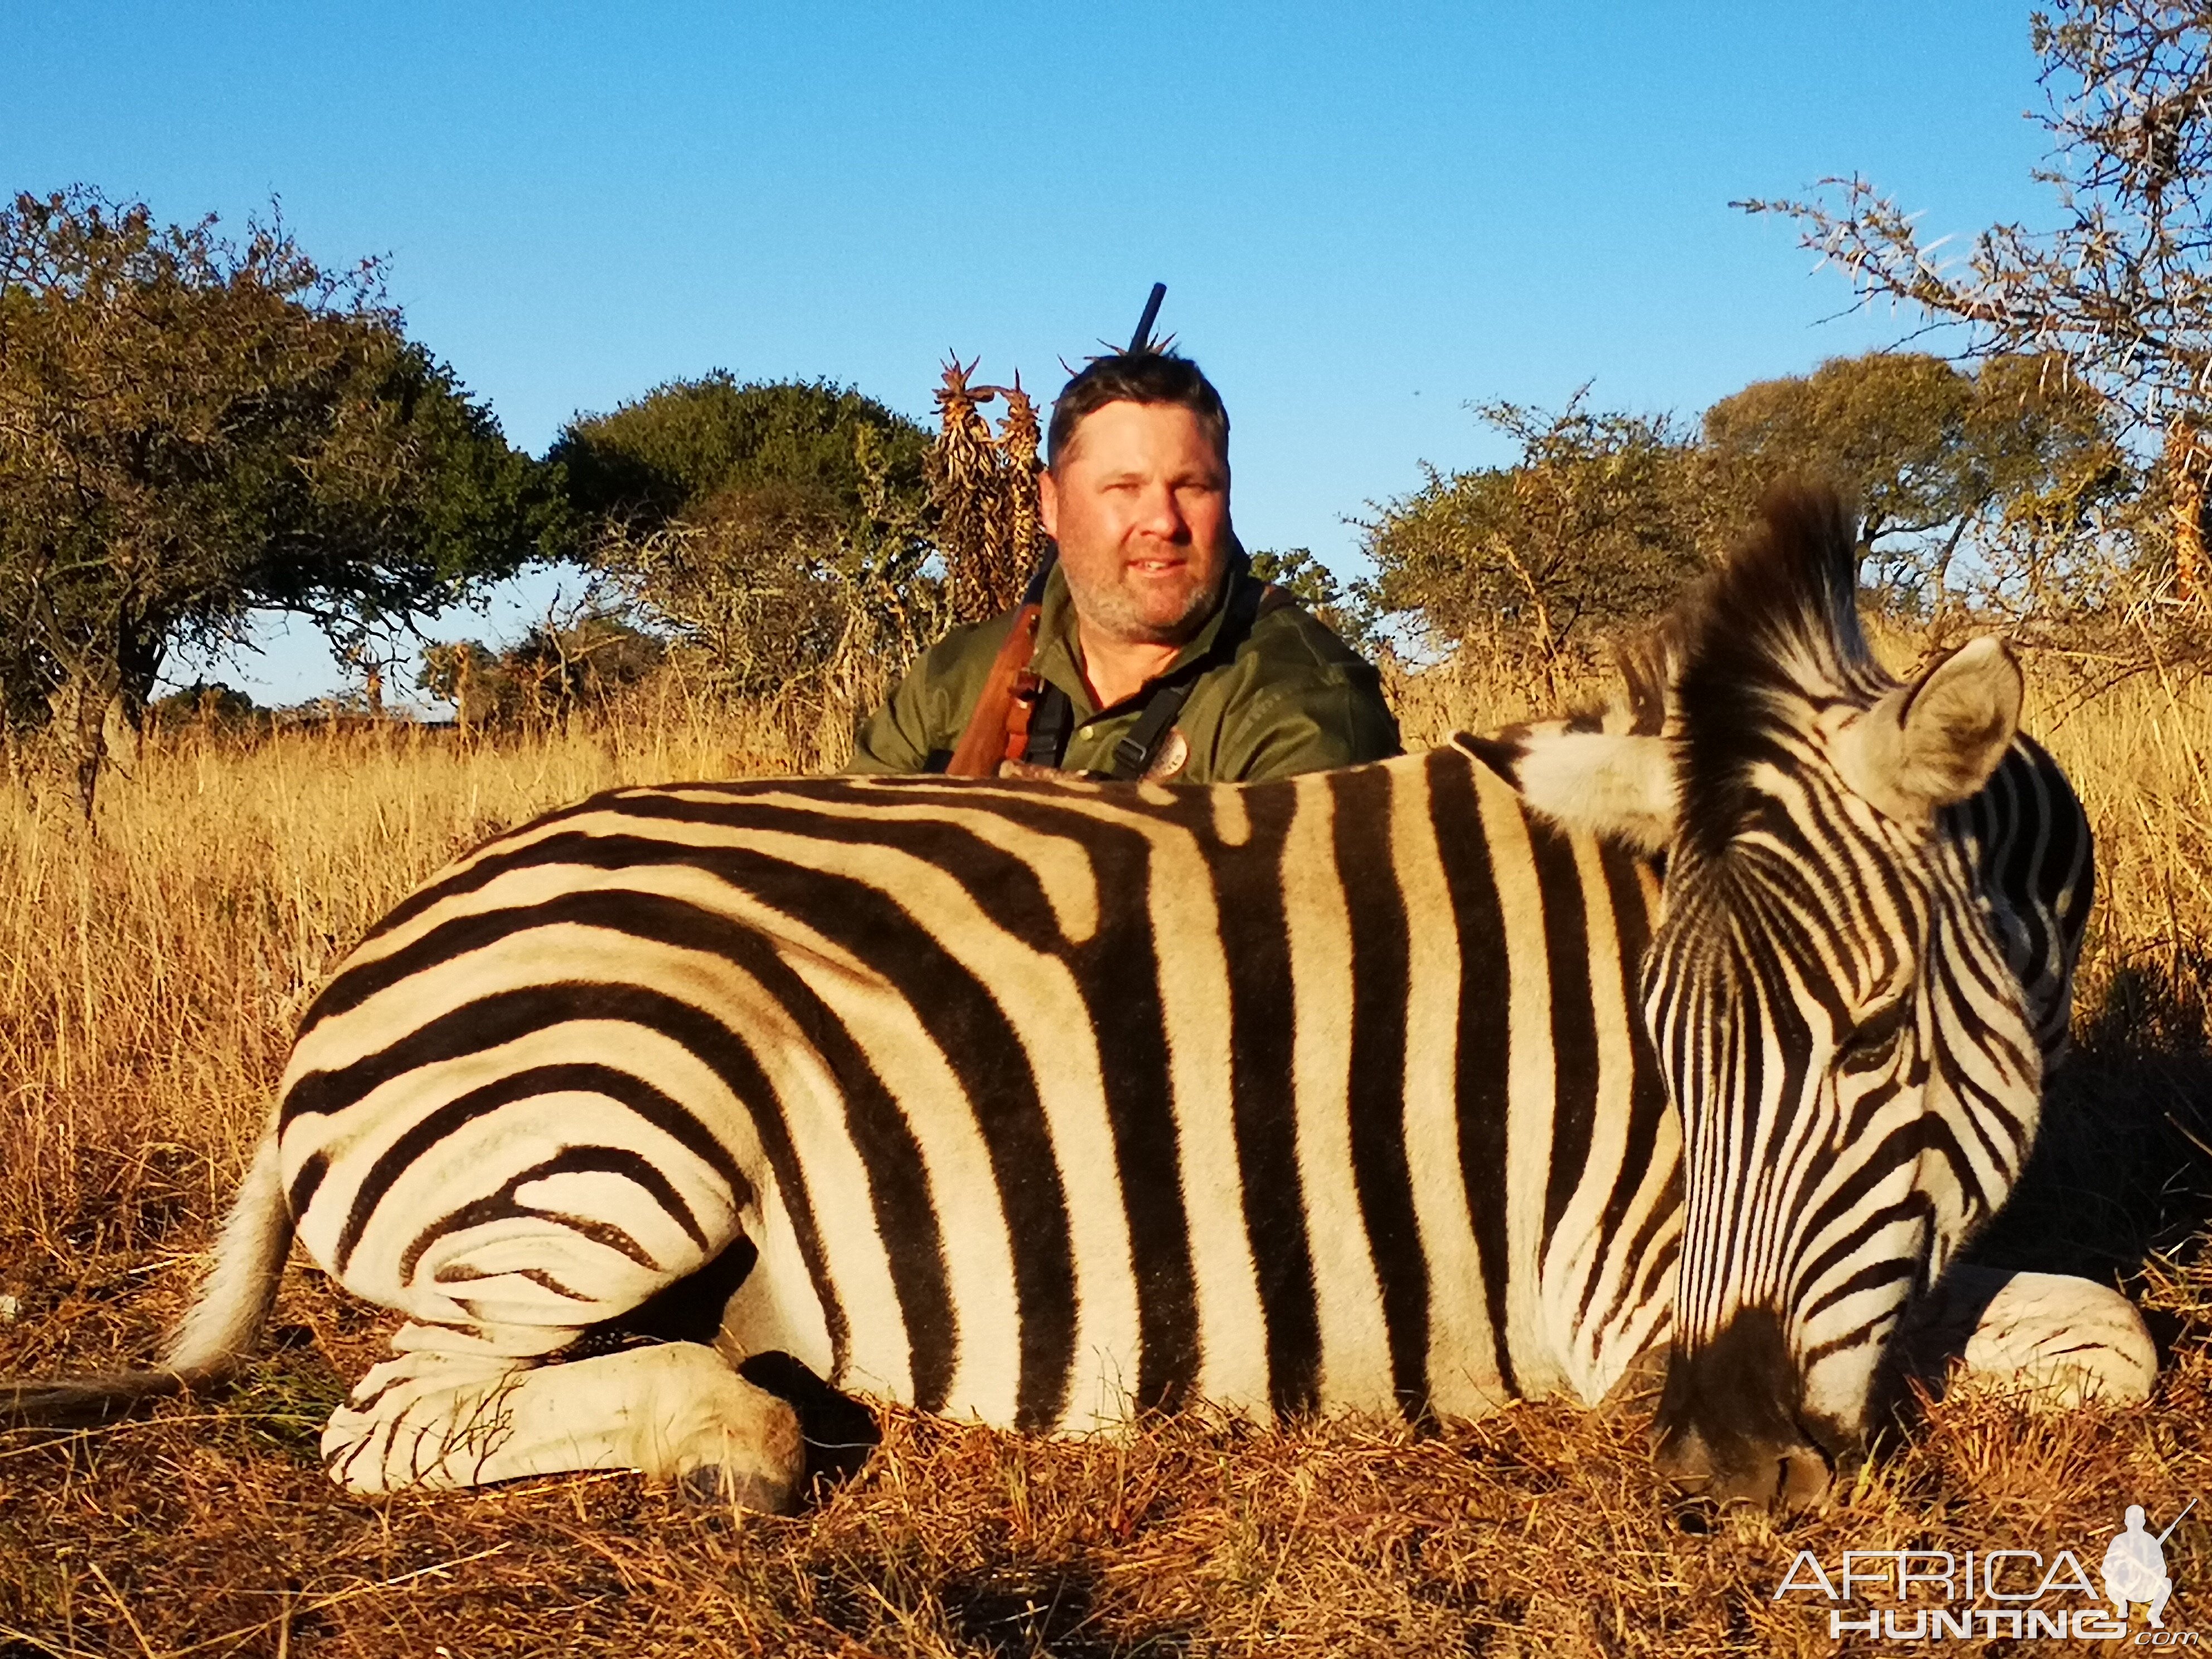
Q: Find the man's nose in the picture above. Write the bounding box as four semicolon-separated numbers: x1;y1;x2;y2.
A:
1131;483;1187;540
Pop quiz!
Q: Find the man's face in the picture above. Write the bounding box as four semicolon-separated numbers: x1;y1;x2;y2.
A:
1039;400;1232;647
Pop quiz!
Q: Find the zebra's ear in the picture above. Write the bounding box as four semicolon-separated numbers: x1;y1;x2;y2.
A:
1512;730;1679;855
1836;636;2022;823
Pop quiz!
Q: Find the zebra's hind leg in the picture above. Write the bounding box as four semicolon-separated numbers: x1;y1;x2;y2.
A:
322;1321;804;1507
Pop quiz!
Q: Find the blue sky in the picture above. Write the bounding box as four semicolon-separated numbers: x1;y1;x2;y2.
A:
3;3;2053;705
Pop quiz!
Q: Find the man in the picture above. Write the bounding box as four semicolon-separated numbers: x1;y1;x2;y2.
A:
846;350;1400;783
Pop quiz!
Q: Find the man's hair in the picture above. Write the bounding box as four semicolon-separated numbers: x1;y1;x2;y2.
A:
1047;350;1229;470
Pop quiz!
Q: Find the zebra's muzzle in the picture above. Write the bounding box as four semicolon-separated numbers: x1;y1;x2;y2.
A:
1648;1307;1840;1510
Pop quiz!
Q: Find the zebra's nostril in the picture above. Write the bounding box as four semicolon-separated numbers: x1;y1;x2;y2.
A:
1651;1424;1717;1493
1652;1417;1832;1509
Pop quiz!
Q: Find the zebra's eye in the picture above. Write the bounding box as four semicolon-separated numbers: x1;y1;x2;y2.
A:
1839;998;1913;1073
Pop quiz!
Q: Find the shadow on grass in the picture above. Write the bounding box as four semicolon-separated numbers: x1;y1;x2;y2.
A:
1970;943;2212;1309
806;1554;1192;1658
939;1565;1189;1659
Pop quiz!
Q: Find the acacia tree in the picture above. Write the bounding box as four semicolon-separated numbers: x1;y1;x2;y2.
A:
1248;546;1380;651
1360;394;1707;691
552;372;931;536
1739;1;2212;621
419;609;664;731
1362;355;2124;669
563;375;940;702
0;187;556;804
1702;352;2127;624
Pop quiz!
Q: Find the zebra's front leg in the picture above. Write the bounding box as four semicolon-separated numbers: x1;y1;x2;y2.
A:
1896;1265;2157;1408
323;1323;804;1507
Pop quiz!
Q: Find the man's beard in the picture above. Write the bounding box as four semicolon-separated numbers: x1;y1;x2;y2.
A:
1068;562;1226;647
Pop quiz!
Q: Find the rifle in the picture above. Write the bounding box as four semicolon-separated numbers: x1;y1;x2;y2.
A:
2157;1498;2198;1546
943;284;1166;777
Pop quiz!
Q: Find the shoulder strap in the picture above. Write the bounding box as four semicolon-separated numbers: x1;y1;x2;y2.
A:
1106;574;1280;780
1024;681;1075;766
1108;678;1195;779
954;567;1291;779
945;603;1045;777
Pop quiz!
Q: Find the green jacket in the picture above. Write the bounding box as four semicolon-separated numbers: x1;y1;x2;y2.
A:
846;564;1400;783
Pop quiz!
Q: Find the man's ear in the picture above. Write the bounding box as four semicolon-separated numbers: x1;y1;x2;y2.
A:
1834;636;2023;824
1037;467;1060;541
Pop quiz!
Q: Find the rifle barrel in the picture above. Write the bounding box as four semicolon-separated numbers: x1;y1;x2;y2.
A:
2156;1497;2198;1545
1129;283;1166;353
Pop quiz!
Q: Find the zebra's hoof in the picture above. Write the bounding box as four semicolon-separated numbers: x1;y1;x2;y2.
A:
676;1462;797;1515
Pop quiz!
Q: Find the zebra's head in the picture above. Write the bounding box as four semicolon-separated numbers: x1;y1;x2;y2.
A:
1531;487;2043;1507
1649;488;2040;1506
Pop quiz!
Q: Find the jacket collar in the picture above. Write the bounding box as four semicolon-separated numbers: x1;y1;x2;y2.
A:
1030;542;1251;720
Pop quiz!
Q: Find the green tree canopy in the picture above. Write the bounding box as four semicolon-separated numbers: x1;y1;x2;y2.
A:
1360;395;1707;683
1702;352;2125;616
1248;546;1379;652
551;372;931;535
0;186;562;803
565;375;941;704
1362;353;2127;668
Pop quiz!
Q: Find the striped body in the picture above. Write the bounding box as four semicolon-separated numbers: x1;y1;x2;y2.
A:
279;744;1681;1433
1;484;2145;1507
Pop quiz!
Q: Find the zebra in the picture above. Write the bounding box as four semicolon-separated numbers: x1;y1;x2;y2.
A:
1464;611;2095;1078
1463;496;2132;1501
1;486;2148;1511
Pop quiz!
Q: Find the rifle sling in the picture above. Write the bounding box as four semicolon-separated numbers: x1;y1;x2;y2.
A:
942;600;1044;777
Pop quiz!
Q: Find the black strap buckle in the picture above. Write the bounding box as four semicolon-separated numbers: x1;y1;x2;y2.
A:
1111;682;1195;777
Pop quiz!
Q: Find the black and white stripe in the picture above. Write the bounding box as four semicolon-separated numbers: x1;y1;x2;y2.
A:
276;747;1680;1433
1468;643;2093;1076
1;487;2090;1512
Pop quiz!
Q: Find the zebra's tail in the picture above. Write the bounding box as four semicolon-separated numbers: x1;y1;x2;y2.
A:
1;1127;292;1428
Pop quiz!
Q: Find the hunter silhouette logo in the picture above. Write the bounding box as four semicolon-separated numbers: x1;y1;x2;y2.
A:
2106;1501;2192;1630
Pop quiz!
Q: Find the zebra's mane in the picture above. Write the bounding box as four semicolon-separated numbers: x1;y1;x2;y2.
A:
1610;618;1677;738
1671;485;1892;862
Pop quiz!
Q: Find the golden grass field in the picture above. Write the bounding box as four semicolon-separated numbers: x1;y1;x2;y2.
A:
2;638;2210;1657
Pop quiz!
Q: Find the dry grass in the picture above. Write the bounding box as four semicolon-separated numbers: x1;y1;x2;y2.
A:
1;641;2209;1656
